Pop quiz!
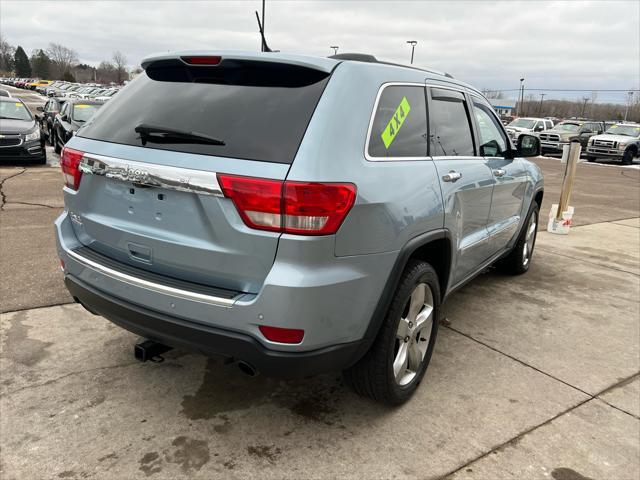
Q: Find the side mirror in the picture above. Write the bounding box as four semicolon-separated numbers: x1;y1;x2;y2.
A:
516;134;541;158
480;139;501;157
36;106;44;112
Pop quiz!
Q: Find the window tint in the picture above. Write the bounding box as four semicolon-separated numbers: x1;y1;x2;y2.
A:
429;88;474;156
367;85;427;158
545;120;552;129
472;98;507;157
79;67;330;164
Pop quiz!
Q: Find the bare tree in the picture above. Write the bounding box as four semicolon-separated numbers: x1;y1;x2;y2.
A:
0;34;15;74
47;43;78;79
481;89;505;99
96;60;117;84
112;51;128;84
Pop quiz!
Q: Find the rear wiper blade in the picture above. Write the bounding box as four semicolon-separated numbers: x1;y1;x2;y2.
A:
134;124;225;146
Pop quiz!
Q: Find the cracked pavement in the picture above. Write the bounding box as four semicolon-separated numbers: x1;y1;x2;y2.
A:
0;86;639;479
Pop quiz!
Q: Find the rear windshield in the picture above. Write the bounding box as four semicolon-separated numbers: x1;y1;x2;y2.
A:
78;63;330;164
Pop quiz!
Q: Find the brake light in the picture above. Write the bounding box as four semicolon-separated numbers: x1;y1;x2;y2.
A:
60;147;84;190
259;325;304;344
180;56;221;65
217;174;356;235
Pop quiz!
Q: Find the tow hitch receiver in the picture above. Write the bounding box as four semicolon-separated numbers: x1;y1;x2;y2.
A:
134;339;173;363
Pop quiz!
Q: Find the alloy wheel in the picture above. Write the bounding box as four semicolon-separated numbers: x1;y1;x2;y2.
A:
522;212;537;267
393;282;434;386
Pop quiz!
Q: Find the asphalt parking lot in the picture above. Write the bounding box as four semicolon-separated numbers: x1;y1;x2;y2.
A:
1;86;639;479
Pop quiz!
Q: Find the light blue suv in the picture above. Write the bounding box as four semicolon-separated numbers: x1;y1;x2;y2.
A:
55;51;543;405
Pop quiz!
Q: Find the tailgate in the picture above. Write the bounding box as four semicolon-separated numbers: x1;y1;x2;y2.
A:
64;54;332;293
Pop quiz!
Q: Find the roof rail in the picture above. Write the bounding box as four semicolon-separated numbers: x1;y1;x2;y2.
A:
328;52;452;78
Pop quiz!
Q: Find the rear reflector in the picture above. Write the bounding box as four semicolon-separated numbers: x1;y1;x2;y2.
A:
259;325;305;344
217;174;356;235
180;56;221;65
60;147;84;191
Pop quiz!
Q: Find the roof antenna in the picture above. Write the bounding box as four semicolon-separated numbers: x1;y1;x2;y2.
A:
255;0;272;52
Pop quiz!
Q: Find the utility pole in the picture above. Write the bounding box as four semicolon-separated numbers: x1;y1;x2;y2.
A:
580;96;589;118
406;41;417;64
330;46;339;56
624;90;633;121
538;93;546;116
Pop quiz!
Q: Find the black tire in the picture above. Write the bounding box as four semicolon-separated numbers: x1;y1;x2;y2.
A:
498;203;539;275
622;149;633;165
38;148;47;165
53;133;61;154
586;156;596;162
343;260;440;405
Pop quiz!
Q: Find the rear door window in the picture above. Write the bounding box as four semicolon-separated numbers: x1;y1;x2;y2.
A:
367;85;428;158
78;62;330;164
428;88;475;156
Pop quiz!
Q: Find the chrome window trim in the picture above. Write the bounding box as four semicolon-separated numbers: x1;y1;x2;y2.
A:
429;85;479;160
66;247;236;307
79;153;224;197
364;82;431;162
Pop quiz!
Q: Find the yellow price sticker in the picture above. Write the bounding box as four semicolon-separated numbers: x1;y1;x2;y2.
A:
75;105;91;109
381;97;411;149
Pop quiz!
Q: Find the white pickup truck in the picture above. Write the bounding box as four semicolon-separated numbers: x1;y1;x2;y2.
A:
586;123;640;165
505;117;553;145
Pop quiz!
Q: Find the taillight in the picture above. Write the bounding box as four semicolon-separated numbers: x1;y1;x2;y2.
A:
180;56;221;65
259;325;304;344
60;147;84;190
217;174;356;236
217;175;283;232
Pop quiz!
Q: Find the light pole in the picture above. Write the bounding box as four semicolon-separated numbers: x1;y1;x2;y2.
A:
624;90;633;121
406;41;417;64
330;46;339;56
518;78;525;116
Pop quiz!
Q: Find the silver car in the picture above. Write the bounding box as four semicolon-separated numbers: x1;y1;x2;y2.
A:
55;51;543;405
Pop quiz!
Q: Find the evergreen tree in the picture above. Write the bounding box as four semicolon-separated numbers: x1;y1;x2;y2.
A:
13;46;31;76
30;49;51;78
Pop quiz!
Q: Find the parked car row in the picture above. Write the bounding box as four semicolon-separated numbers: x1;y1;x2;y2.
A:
502;114;639;164
35;97;105;154
0;78;120;102
0;77;53;90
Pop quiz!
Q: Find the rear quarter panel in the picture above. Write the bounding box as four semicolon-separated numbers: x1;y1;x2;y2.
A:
287;62;444;257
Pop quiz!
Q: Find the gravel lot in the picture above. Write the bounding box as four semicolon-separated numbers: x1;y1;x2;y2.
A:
1;85;639;480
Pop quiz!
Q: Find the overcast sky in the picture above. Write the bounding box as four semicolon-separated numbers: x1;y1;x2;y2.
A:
2;0;638;102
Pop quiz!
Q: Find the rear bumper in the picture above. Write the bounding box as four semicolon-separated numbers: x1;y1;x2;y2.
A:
55;209;396;355
65;275;364;377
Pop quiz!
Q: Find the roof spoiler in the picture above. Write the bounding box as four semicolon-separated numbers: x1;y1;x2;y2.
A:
141;51;338;74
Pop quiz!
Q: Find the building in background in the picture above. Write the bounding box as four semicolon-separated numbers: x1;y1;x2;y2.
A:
490;98;516;117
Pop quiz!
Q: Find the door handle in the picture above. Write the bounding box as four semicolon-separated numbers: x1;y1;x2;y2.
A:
493;169;506;177
442;171;462;182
